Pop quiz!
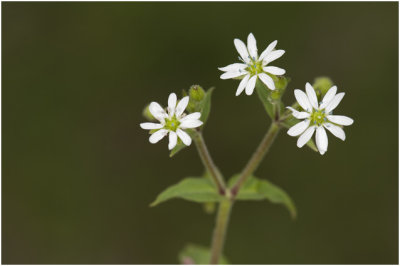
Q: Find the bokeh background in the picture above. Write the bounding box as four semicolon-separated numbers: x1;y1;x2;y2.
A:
2;2;398;264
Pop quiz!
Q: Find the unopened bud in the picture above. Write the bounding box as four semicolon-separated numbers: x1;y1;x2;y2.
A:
142;104;156;121
271;76;290;100
189;85;205;101
313;77;333;97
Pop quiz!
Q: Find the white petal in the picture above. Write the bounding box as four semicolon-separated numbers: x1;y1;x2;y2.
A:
140;122;163;130
175;96;189;117
149;129;168;144
327;115;354;126
297;125;316;148
263;66;286;76
319;86;337;109
236;74;250;96
286;107;310;119
316;126;328;155
168;131;178;150
220;70;247;80
324;123;345;141
305;83;319;110
180;119;203;129
263;50;285;64
149;102;168;121
259;40;277;61
234;38;250;63
180;112;201;122
294;89;313;112
258;73;275;90
177;129;192;146
287;119;310;136
247;33;258;59
325;92;345;113
245;75;257;95
218;63;247;72
168;93;177;116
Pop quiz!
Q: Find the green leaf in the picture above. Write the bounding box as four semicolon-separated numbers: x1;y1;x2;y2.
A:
199;87;215;126
282;117;318;152
229;175;297;218
178;243;229;264
150;177;223;207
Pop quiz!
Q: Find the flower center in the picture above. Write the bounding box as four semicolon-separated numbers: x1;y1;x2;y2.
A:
246;60;263;76
310;109;326;126
164;116;180;131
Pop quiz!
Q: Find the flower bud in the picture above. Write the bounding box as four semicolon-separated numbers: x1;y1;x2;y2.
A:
271;76;290;100
142;104;156;121
189;85;205;101
313;77;333;97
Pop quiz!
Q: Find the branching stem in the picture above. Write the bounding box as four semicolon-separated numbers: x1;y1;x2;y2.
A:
194;118;281;264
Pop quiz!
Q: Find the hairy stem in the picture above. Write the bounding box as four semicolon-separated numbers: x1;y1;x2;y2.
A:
194;132;226;194
231;122;281;196
209;199;232;264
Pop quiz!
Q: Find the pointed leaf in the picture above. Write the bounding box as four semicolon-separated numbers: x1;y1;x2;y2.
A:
150;177;223;207
178;243;229;264
229;175;297;218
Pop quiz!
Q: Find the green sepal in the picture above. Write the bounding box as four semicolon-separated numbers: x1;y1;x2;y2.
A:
229;175;297;218
169;129;196;157
198;87;215;126
255;79;276;119
178;244;229;264
150;177;223;207
281;116;318;152
169;140;186;157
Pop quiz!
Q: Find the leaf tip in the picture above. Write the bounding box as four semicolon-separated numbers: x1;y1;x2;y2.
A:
149;201;158;207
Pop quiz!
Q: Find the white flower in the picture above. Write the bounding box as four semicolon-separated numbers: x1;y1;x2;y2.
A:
287;83;354;155
219;33;286;96
140;93;203;150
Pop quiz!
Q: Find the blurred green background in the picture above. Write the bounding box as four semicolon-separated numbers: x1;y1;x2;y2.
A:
2;2;398;264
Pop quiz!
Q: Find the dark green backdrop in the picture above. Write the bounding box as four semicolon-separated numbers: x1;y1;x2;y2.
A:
2;2;398;264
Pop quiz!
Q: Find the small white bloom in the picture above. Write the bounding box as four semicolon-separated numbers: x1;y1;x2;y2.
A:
219;33;286;96
287;83;354;155
140;93;203;150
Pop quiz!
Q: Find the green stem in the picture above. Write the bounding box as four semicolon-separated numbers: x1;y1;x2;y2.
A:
209;199;232;264
231;122;281;196
194;132;226;194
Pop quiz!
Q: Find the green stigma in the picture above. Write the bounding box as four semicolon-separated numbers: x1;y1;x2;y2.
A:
246;60;264;76
310;109;326;126
164;116;180;131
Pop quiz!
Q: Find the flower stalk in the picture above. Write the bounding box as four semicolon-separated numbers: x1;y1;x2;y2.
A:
193;131;226;194
231;122;281;197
